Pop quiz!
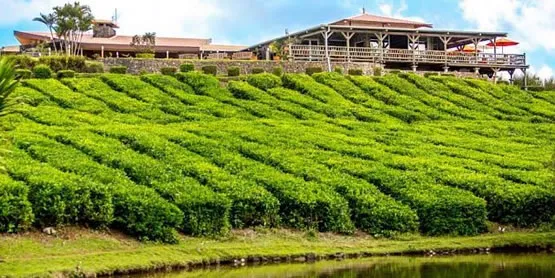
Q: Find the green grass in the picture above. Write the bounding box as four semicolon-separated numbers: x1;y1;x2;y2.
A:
0;228;553;277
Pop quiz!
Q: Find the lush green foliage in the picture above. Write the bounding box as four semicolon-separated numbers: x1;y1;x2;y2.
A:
246;73;282;90
202;65;218;76
135;53;155;59
38;56;86;72
32;65;52;79
109;66;127;74
272;67;284;76
1;71;554;242
160;67;177;76
56;70;75;79
305;67;323;76
15;69;32;79
180;63;195;73
251;68;265;74
1;57;19;112
84;61;104;73
348;69;363;76
227;67;240;77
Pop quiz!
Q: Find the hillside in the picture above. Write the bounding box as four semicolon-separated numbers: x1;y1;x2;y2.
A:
1;71;554;243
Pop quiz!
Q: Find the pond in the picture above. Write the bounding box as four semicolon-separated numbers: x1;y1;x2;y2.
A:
130;253;554;278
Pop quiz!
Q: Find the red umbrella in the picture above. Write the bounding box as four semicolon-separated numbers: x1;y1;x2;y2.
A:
487;38;519;54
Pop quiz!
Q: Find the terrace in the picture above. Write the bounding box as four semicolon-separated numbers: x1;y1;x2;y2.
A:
246;12;528;78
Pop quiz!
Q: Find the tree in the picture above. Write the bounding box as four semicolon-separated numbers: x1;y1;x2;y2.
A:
130;32;157;54
35;2;94;56
0;58;18;114
33;13;58;52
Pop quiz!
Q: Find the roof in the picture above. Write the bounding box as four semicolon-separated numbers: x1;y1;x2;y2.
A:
332;13;433;29
1;45;20;53
200;44;247;52
244;24;508;51
14;31;214;52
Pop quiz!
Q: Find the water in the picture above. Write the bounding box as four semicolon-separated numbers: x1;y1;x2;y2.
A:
131;253;554;278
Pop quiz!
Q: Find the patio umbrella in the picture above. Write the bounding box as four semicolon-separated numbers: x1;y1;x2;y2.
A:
461;45;481;53
487;38;519;54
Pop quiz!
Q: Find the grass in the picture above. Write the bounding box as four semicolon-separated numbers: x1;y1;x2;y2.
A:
0;228;553;277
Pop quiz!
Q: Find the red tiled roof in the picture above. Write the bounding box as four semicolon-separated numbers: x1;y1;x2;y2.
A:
200;44;247;52
332;13;433;29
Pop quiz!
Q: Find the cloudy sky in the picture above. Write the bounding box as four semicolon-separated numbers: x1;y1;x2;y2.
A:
0;0;553;79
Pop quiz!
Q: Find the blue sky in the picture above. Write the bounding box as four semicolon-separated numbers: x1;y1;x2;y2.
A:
1;0;553;79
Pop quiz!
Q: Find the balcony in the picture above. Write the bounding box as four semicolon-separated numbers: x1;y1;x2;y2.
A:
290;45;526;68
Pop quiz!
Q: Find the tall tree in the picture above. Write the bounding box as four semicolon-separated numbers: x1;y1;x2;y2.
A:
32;13;58;52
44;2;94;56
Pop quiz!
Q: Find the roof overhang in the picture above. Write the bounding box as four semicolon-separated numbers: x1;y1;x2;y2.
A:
243;24;508;50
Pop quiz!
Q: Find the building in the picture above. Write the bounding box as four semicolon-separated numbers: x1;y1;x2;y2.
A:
11;20;246;59
245;12;528;79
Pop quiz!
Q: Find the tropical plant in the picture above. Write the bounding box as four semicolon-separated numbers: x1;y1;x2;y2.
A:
131;32;156;54
0;58;19;113
33;13;58;52
52;2;94;56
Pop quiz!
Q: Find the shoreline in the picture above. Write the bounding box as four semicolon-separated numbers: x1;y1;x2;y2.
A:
0;228;553;277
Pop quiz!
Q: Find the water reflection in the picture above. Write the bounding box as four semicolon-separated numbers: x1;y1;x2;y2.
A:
130;253;554;278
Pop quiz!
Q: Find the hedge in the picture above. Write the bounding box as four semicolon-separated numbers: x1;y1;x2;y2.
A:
57;70;75;79
0;175;34;233
136;53;155;59
246;72;282;90
32;65;52;79
180;63;195;73
15;69;32;79
305;67;323;76
109;66;127;74
202;65;218;75
251;68;265;74
272;67;283;76
84;62;104;73
160;67;177;76
227;67;240;77
38;56;86;72
348;69;363;76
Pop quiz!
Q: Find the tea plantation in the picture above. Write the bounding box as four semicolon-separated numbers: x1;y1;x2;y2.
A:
1;71;554;242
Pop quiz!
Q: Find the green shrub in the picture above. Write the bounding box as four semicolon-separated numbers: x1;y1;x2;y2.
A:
176;71;220;92
38;56;86;72
180;63;195;73
272;67;283;76
84;62;104;73
246;72;282;90
15;69;32;79
160;67;177;76
136;53;155;59
348;69;363;76
0;175;34;233
32;65;52;79
373;66;382;76
389;70;401;75
305;67;323;76
424;72;439;78
334;67;343;74
7;55;37;70
251;68;265;74
441;73;456;77
227;66;240;77
56;70;75;79
202;65;218;75
497;80;510;85
109;66;127;74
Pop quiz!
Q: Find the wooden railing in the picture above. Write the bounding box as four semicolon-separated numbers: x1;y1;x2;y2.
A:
207;53;228;60
232;52;253;60
290;45;526;67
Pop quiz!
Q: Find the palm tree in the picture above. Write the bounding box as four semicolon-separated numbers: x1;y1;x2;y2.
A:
33;13;57;52
0;57;18;115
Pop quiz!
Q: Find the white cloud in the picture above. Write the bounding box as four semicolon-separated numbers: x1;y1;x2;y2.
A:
1;0;224;39
377;0;426;23
536;65;554;82
459;0;555;52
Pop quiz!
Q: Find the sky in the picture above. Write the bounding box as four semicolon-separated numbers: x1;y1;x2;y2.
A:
0;0;553;80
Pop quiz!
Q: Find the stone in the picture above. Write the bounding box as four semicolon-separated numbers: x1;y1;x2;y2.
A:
42;227;57;236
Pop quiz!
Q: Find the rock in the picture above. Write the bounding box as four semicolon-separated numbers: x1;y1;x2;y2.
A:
42;227;57;236
306;253;316;261
293;256;306;263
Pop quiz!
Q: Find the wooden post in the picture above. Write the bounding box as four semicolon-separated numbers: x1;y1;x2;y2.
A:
408;35;420;66
265;47;270;61
166;51;169;59
376;33;387;63
322;30;334;72
341;32;354;63
522;68;528;90
116;51;119;58
492;37;497;64
287;43;293;61
508;69;515;84
101;45;104;58
440;36;452;67
471;37;480;64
